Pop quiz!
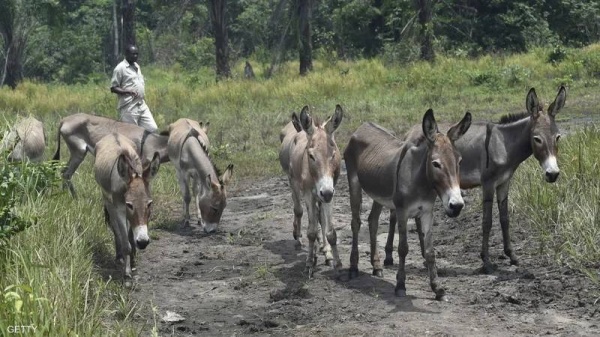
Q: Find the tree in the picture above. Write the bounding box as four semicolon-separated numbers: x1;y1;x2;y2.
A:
298;0;313;75
209;0;231;80
0;0;38;88
122;0;136;47
415;0;434;61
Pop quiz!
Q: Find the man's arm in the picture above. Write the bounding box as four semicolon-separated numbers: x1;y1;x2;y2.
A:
110;64;138;97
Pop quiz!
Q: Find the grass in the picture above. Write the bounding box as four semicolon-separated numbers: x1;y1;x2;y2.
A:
0;43;599;335
512;127;600;284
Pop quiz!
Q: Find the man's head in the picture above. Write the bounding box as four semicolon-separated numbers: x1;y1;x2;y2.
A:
125;45;139;64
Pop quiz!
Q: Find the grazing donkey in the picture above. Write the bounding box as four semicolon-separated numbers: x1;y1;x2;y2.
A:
167;118;233;233
345;109;471;300
391;86;566;274
1;116;46;162
53;113;170;197
279;105;344;277
94;133;160;284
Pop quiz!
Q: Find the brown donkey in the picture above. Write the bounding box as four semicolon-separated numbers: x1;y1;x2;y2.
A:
279;105;344;277
54;113;169;197
390;86;566;274
167;118;233;233
344;109;471;300
94;133;160;285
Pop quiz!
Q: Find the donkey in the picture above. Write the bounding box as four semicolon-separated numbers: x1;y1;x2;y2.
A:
167;118;233;233
345;109;471;300
1;116;46;162
53;113;169;197
94;133;160;284
279;105;344;277
389;86;566;274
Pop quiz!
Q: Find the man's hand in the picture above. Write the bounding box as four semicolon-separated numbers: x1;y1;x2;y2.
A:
128;90;139;98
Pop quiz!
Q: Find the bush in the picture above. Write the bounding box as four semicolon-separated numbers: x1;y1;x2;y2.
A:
0;156;63;245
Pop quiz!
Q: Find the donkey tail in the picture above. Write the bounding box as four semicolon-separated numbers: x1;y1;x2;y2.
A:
52;122;62;161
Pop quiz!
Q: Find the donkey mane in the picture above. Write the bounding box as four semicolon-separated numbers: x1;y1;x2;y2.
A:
498;112;529;124
187;135;222;183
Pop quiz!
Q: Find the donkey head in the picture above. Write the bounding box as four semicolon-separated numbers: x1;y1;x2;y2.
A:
198;164;233;234
526;86;566;183
296;105;343;203
118;152;160;249
423;109;472;217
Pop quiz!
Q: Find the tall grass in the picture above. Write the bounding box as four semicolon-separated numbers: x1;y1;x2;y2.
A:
512;127;600;283
0;44;599;334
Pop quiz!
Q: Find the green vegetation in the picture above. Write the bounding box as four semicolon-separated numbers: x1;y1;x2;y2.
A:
0;44;599;334
512;127;600;283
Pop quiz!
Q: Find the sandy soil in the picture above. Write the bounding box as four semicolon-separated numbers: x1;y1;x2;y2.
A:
125;169;600;337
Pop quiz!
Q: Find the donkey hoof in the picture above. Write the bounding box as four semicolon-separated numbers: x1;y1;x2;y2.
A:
479;263;497;275
435;290;447;302
383;258;394;266
305;266;314;279
395;288;407;297
436;293;448;302
373;269;384;278
325;259;333;267
348;268;359;279
510;258;520;266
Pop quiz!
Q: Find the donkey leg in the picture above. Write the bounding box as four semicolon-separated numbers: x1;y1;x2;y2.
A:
368;202;384;277
497;181;518;265
105;203;123;264
348;170;363;279
62;144;88;198
305;198;319;278
420;212;446;301
290;180;304;248
318;203;334;266
128;226;137;271
177;170;191;227
480;185;496;274
395;209;409;297
384;209;396;266
415;217;426;259
320;202;342;271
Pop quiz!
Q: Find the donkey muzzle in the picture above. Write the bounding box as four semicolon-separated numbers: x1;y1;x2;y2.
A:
446;201;464;218
133;225;150;249
542;156;560;183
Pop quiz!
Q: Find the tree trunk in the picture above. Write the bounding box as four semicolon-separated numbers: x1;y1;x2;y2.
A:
416;0;435;62
209;0;230;81
112;0;119;66
298;0;312;76
122;0;136;48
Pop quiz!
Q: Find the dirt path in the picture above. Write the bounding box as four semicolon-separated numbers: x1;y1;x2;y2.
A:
129;172;599;336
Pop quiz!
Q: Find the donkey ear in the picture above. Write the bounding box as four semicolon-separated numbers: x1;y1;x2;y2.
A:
422;109;438;143
143;152;160;180
117;154;133;180
325;104;344;134
299;106;314;135
447;112;472;142
548;85;566;117
291;112;302;132
199;121;210;133
220;164;234;186
526;88;540;119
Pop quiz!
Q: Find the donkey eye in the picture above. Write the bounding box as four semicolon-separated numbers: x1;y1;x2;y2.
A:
556;134;561;142
533;136;543;144
147;200;153;208
432;160;442;169
308;152;316;161
126;202;134;210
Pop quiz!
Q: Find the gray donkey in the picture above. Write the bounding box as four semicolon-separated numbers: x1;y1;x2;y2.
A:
344;109;471;300
386;86;566;274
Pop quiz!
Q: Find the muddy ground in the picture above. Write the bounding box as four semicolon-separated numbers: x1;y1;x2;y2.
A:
125;169;599;337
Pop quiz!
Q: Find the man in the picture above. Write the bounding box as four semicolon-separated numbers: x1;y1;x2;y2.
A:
110;45;158;132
